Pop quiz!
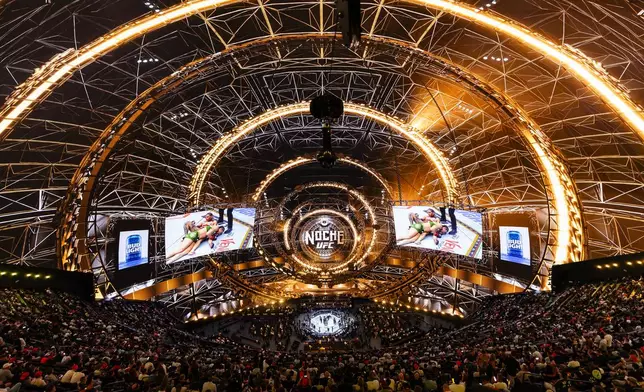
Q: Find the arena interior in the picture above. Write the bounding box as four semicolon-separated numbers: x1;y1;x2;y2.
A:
1;0;644;391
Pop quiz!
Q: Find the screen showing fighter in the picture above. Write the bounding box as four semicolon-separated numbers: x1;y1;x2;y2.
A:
164;208;256;263
392;206;483;259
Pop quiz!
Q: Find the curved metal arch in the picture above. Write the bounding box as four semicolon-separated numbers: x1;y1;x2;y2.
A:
251;156;395;202
189;101;456;204
0;0;642;145
55;33;583;275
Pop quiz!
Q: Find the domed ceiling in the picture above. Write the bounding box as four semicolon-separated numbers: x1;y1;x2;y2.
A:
1;0;644;317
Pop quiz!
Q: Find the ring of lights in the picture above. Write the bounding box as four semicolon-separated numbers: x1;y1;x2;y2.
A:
252;156;394;202
263;197;369;280
283;206;363;254
268;182;379;275
284;209;360;273
52;32;586;272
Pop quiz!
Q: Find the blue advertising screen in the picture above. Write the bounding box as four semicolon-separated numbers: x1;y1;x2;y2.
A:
499;226;531;265
118;229;149;269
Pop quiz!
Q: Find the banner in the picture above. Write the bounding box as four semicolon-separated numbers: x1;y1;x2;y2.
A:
393;206;483;259
499;226;531;265
164;208;255;263
118;229;149;270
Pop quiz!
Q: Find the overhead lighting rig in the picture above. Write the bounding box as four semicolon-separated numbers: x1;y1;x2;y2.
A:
309;94;344;169
335;0;362;48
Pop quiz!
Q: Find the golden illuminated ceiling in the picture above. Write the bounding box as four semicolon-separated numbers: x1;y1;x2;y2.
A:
1;0;643;314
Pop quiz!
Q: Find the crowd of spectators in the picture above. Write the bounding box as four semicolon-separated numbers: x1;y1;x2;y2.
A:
1;277;643;392
249;315;294;351
358;308;429;347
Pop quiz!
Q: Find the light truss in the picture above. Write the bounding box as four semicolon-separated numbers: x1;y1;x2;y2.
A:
1;0;642;142
1;0;644;314
50;33;586;280
238;267;284;285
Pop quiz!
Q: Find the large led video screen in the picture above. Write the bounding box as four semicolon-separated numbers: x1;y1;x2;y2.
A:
165;208;256;263
499;226;531;266
118;229;149;270
393;206;483;259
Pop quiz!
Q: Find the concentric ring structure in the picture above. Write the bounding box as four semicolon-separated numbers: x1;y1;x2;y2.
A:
53;32;583;275
283;208;360;272
2;0;644;315
263;181;382;278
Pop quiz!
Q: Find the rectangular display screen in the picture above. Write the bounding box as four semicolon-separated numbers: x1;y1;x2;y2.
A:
393;206;483;259
118;229;149;270
499;226;531;265
164;208;256;263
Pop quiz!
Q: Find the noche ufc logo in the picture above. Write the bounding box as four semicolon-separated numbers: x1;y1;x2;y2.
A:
304;229;346;249
298;216;351;259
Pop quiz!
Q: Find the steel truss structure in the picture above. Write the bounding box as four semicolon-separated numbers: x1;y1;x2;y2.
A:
1;0;644;317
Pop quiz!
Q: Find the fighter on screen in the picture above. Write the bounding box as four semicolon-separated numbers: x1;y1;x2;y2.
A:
165;207;256;263
166;221;225;263
194;209;234;233
216;208;234;234
396;210;449;246
166;208;235;262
